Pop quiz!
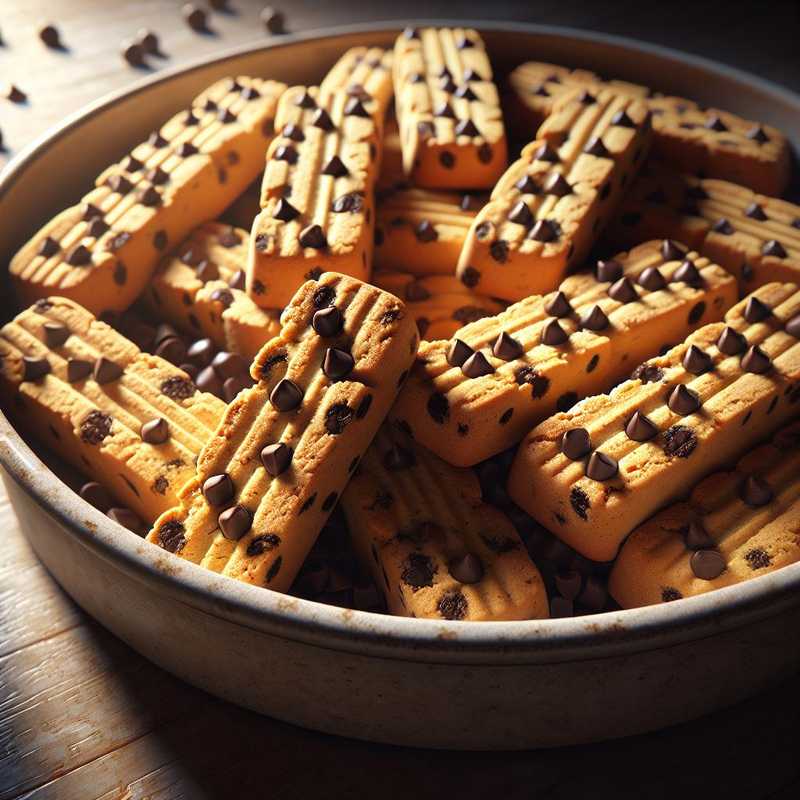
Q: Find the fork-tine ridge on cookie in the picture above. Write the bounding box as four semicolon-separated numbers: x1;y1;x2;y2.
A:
508;61;790;195
374;187;486;274
508;282;800;562
248;86;380;309
10;77;286;315
147;272;419;593
390;239;737;467
456;86;652;301
0;297;225;522
393;27;507;189
373;271;505;341
144;222;280;360
341;424;548;620
607;161;800;292
609;422;800;608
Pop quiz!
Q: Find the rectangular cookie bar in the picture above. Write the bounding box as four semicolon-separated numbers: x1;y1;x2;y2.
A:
508;282;800;562
390;240;737;467
607;161;800;292
144;222;280;361
147;272;419;593
10;76;286;316
248;85;380;309
374;187;485;274
608;423;800;609
340;423;548;620
456;86;652;301
507;61;791;195
392;27;507;189
373;271;504;341
0;297;226;524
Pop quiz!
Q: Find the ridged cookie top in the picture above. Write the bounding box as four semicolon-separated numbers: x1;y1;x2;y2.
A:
10;77;284;294
610;422;800;607
393;27;504;170
341;424;547;620
320;46;394;123
254;85;378;263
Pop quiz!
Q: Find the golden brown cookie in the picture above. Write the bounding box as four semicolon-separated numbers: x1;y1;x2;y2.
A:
248;85;379;309
508;282;800;562
144;222;280;361
507;61;790;195
608;161;800;292
376;116;405;190
147;272;419;593
0;297;225;524
609;422;800;608
10;77;286;315
374;187;486;274
392;27;507;189
372;270;505;340
340;423;548;620
456;86;652;301
390;240;737;467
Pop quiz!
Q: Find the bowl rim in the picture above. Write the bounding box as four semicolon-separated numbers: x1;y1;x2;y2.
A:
2;19;800;665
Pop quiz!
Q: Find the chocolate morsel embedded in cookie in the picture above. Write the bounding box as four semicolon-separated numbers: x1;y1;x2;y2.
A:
80;410;113;444
312;306;343;337
311;108;334;131
261;442;293;476
187;338;215;367
515;175;539;194
660;240;685;261
22;356;50;382
608;276;638;303
543;173;571;197
786;314;800;338
690;549;726;580
561;427;591;460
141;417;169;444
39;236;60;257
461;351;494;378
80;481;113;512
611;109;635;127
492;331;523;360
212;351;248;380
449;553;484;584
447;338;473;367
321;155;349;177
66;244;92;266
274;144;298;164
93;357;123;384
323;347;355;380
667;384;701;415
541;318;568;345
662;424;697;458
743;296;771;323
39;24;62;48
595;259;622;282
545;291;572;318
274;198;300;222
625;410;658;442
740;344;771;374
741;475;773;507
218;504;252;541
745;203;767;221
42;321;69;347
508;200;533;227
672;259;702;286
229;269;246;290
712;218;734;235
415;220;437;242
202;473;234;506
685;520;714;550
585;451;618;481
683;345;713;374
717;326;747;355
744;548;772;569
637;266;667;291
299;224;327;249
454;119;480;137
584;136;609;157
762;240;787;258
580;305;609;331
270;378;303;411
67;358;93;383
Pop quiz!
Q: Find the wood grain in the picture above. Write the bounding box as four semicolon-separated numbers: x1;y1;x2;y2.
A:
1;1;800;798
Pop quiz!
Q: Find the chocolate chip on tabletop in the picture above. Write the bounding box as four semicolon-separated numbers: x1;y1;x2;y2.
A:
182;3;209;32
38;24;63;49
261;7;285;34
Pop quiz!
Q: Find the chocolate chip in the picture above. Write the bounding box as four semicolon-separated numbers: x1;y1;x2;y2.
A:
508;200;533;227
594;259;621;283
584;136;609;157
157;520;185;553
454;85;478;101
141;417;169;444
122;40;145;67
541;318;569;345
561;428;591;460
203;473;234;506
460;266;481;287
274;144;298;164
38;236;60;257
160;376;196;400
217;107;236;124
228;269;246;291
218;505;251;541
745;203;767;221
139;186;162;207
93;357;123;384
443;339;472;369
672;259;702;286
610;109;635;127
488;240;510;264
427;392;449;423
261;6;285;33
223;375;251;402
454;119;480;138
717;326;747;355
667;384;701;416
321;155;349;177
532;143;560;163
743;296;771;323
785;313;800;338
41;321;69;348
79;481;113;512
67;358;93;383
80;409;113;444
529;219;557;242
153;230;168;250
515;366;549;398
683;344;713;374
299;224;327;249
690;549;726;580
311;107;334;131
662;424;697;458
492;331;523;361
570;487;590;520
762;239;787;258
66;244;92;266
608;276;638;304
544;173;571;196
712;218;734;235
138;29;160;54
744;547;772;569
741;344;771;374
261;442;293;477
580;305;609;331
544;291;572;318
183;4;208;31
688;301;706;325
148;131;168;148
449;553;484;584
585;451;617;481
89;218;110;239
661;240;686;261
577;89;595;104
295;90;316;109
39;24;62;48
325;402;354;434
461;351;494;378
323;347;354;380
705;114;727;132
212;351;248;380
186;338;214;367
635;266;666;292
270;379;303;411
106;507;145;535
414;219;438;243
685;520;715;550
741;474;774;509
311;307;343;339
22;356;50;382
402;553;436;589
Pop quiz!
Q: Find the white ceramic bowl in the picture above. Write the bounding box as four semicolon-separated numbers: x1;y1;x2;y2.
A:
2;22;799;749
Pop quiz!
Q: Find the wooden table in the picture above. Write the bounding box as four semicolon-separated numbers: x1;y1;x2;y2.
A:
2;2;800;798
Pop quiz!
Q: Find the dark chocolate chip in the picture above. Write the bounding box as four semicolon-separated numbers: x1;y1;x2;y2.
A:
158;520;186;553
203;473;234;506
38;236;60;257
148;131;167;148
311;107;334;131
544;173;571;197
577;89;595;104
685;520;715;550
447;338;473;367
325;402;354;434
39;24;62;48
668;384;701;415
744;547;772;569
596;259;622;283
705;114;727;132
141;417;169;444
745;203;767;221
683;344;713;374
461;351;494;378
545;291;572;318
508;200;533;227
584;136;609;157
402;553;435;589
660;240;686;261
93;357;123;384
691;549;726;580
743;296;771;323
492;331;523;361
66;244;92;266
261;442;293;476
489;240;509;263
270;378;303;411
561;427;591;460
532;143;559;163
454;85;477;101
580;305;609;331
312;306;343;337
427;392;449;423
717;326;748;355
299;224;327;249
740;475;772;507
712;218;734;235
80;481;113;512
786;314;800;338
22;356;51;382
529;219;557;242
323;347;354;380
460;266;481;287
139;186;162;207
42;321;69;348
67;358;93;383
183;4;208;31
762;239;787;258
625;409;658;442
608;276;638;303
740;344;771;374
321;155;349;177
541;318;569;345
638;266;666;291
274;144;298;164
449;553;484;584
611;109;635;127
747;125;769;143
514;175;539;195
415;220;438;242
672;259;702;286
662;425;697;458
454;119;480;137
212;351;248;380
80;409;113;444
218;505;252;541
273;197;300;222
585;451;618;481
161;375;196;400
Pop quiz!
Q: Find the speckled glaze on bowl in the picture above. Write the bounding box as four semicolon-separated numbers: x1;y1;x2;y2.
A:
2;21;799;750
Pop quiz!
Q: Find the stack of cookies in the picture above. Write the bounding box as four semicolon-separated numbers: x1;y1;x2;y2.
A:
3;30;798;622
